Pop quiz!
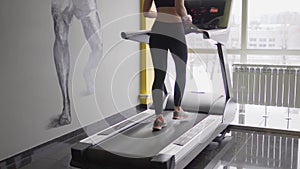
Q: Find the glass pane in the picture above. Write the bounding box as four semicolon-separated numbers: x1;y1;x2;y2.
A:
247;55;286;65
186;34;213;49
285;55;300;65
247;55;300;65
165;52;225;106
227;54;240;82
227;0;242;49
186;0;242;49
227;54;241;67
189;53;225;98
248;0;300;50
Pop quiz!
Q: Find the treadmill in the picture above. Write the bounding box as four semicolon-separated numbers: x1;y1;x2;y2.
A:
70;0;237;169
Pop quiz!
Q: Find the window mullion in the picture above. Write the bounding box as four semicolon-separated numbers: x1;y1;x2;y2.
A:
241;0;248;63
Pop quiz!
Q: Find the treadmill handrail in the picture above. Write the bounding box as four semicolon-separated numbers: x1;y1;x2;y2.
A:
121;25;232;102
121;30;151;39
121;30;151;43
121;24;210;44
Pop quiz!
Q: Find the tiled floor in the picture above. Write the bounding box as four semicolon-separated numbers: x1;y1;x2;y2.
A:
2;105;300;169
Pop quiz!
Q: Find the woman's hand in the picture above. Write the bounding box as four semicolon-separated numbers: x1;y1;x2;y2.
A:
182;14;192;24
144;11;157;18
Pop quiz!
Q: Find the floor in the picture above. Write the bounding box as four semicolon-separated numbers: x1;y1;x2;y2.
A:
1;104;300;169
187;127;300;169
232;104;300;132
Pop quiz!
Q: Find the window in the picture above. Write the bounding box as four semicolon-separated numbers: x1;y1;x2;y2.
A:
143;0;300;80
247;55;286;65
269;38;275;42
227;0;242;49
248;0;300;50
184;0;300;71
286;56;300;65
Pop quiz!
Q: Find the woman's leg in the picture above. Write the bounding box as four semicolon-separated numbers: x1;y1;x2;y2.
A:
150;34;169;131
169;37;188;109
149;34;168;116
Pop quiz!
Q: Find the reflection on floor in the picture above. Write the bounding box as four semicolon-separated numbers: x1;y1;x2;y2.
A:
232;104;300;132
186;128;300;169
230;129;298;169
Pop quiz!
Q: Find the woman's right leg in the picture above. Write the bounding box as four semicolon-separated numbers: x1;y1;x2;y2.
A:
169;31;188;119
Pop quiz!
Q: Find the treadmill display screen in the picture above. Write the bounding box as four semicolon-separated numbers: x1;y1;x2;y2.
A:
185;0;231;29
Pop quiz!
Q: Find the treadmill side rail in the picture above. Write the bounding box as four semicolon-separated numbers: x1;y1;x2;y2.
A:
153;115;223;165
79;109;154;145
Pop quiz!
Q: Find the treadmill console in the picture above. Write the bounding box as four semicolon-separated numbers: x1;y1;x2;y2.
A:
185;0;232;30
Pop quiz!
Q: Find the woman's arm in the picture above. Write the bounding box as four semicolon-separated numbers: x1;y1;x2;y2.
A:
143;0;157;18
175;0;192;23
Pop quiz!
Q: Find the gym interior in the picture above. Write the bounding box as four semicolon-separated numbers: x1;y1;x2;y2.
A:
0;0;300;169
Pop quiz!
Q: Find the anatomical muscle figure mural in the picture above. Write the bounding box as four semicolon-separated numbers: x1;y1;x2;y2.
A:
51;0;103;127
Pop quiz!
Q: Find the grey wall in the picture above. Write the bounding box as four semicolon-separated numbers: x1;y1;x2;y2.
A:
0;0;141;160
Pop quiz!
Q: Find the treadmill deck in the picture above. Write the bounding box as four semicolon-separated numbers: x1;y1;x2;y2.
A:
90;111;207;157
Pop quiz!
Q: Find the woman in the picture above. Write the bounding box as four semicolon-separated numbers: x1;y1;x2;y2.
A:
143;0;192;131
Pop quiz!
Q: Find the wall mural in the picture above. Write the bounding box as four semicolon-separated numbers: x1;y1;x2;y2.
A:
49;0;103;128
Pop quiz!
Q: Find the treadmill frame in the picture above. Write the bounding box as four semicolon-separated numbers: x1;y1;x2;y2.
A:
70;0;237;168
70;35;237;169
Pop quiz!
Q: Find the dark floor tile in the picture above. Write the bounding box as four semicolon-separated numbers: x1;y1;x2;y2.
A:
18;158;57;169
37;143;73;161
49;155;72;169
185;137;234;169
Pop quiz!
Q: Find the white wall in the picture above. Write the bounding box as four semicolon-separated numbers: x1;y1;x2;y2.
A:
0;0;141;160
